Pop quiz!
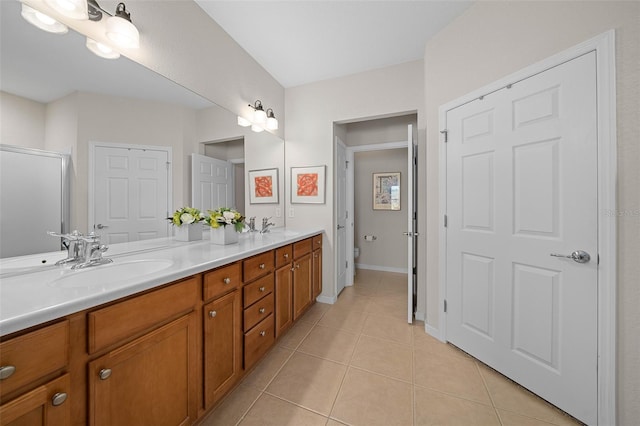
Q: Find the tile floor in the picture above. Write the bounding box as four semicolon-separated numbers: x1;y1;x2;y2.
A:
201;269;582;426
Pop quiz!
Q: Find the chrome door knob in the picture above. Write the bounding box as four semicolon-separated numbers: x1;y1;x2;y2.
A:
550;250;591;263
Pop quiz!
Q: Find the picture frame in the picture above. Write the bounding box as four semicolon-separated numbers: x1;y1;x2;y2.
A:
248;168;279;204
373;172;401;210
291;165;326;204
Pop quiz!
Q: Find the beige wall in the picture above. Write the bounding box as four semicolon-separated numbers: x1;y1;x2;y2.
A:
285;59;424;302
0;92;46;149
422;1;639;422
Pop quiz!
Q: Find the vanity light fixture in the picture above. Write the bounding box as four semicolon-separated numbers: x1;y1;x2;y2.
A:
21;3;68;34
86;37;120;59
44;0;88;20
237;116;251;127
250;124;265;133
250;100;267;124
266;108;278;130
106;2;139;48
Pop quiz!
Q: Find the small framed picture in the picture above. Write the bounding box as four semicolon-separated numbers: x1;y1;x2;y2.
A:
291;165;326;204
373;172;401;210
248;168;279;204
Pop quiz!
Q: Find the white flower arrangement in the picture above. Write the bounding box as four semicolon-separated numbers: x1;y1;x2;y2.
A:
168;207;204;226
205;207;245;232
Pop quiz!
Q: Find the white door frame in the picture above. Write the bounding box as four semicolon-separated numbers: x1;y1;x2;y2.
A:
437;31;616;425
88;141;173;234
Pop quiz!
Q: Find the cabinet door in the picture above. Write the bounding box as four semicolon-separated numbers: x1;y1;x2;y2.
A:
312;249;322;300
0;374;70;426
275;264;293;338
88;314;196;426
293;253;312;321
203;290;242;408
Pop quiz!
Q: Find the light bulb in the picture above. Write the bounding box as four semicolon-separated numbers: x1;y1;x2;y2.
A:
253;108;267;124
86;38;120;59
106;14;139;48
266;116;278;130
237;116;251;127
251;124;264;133
21;3;68;34
44;0;88;20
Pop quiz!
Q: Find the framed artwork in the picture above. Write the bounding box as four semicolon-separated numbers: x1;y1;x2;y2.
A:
373;172;401;210
291;165;326;204
248;168;279;204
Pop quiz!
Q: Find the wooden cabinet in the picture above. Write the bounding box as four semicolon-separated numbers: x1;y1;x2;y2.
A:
203;290;242;409
274;258;294;338
312;238;322;300
293;253;312;321
0;374;71;426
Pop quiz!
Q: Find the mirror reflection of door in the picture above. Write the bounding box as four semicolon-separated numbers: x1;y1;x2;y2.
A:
90;142;172;244
196;139;245;214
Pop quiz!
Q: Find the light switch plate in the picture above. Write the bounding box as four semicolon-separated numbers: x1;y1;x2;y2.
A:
289;207;295;218
275;207;281;217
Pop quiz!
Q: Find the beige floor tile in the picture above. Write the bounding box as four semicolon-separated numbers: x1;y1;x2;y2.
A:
412;327;470;360
298;325;359;364
277;320;315;349
317;306;368;333
299;302;332;324
326;420;348;426
330;368;413;426
414;348;491;404
366;296;409;321
479;365;582;426
361;313;413;345
497;410;562;426
350;335;413;382
414;386;500;426
333;293;372;313
239;393;327;426
200;384;261;426
242;346;293;391
266;352;347;415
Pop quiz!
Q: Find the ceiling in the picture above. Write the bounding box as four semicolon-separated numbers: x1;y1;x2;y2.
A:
195;0;474;88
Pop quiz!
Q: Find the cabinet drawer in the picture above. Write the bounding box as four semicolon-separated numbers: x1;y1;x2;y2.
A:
293;238;312;259
0;373;71;425
312;234;322;249
243;292;274;332
204;262;241;301
243;251;274;282
88;277;198;354
244;314;274;370
243;274;274;308
0;321;68;398
275;245;293;269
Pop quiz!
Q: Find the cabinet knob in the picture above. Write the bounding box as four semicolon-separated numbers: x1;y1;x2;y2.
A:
259;331;266;337
291;267;295;272
259;263;265;269
0;365;16;380
296;264;300;269
99;368;112;380
259;286;265;292
223;277;231;284
314;254;319;258
284;253;289;259
259;307;265;314
209;310;217;318
51;392;68;406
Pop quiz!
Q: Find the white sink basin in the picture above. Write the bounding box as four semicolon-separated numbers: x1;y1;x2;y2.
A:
50;259;174;288
0;252;68;275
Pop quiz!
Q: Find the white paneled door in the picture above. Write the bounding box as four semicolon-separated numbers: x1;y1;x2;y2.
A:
335;137;348;297
445;52;597;424
92;144;171;244
191;154;234;212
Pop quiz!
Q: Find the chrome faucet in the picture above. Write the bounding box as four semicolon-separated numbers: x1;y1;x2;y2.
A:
48;230;113;269
260;217;276;234
247;216;257;232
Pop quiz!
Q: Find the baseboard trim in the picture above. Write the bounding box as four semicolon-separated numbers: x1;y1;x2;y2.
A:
316;295;336;304
355;263;408;274
425;324;445;342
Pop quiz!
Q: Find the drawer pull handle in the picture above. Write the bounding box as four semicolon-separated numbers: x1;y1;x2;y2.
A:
0;365;16;380
51;392;68;406
284;253;289;259
223;277;231;284
99;368;112;380
259;263;265;269
259;331;266;337
209;310;217;318
259;307;265;314
291;267;295;272
259;286;265;292
296;264;300;269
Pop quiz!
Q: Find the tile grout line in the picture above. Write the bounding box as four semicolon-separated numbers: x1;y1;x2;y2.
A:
474;360;504;426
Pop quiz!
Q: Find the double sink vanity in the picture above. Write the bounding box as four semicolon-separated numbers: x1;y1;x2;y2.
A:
0;228;323;425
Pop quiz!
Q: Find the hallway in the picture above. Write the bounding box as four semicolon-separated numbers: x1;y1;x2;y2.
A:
202;270;581;425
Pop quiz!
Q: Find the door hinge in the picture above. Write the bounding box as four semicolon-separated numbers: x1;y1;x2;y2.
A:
440;129;448;143
346;210;349;219
345;160;349;169
412;267;417;275
444;299;447;313
166;161;170;170
346;261;348;269
444;215;448;227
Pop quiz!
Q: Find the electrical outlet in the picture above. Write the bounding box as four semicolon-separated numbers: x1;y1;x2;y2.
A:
289;207;295;218
275;207;281;217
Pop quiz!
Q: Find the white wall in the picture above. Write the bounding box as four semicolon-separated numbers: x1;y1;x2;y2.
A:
353;149;408;272
421;1;640;422
0;91;46;149
285;59;424;302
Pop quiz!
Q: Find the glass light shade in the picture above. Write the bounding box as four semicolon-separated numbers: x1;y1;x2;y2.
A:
253;108;267;124
106;15;140;48
44;0;88;20
21;3;68;34
237;116;251;127
86;38;120;59
251;124;264;133
266;116;278;130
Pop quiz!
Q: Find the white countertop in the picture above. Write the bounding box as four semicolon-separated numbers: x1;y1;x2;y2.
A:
0;228;323;337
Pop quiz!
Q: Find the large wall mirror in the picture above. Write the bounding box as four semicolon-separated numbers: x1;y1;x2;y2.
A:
0;0;284;258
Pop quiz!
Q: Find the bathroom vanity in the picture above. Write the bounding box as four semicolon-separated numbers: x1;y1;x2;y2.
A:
0;229;323;426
